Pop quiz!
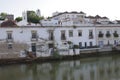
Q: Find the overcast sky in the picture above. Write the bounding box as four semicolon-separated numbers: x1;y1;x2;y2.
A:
0;0;120;20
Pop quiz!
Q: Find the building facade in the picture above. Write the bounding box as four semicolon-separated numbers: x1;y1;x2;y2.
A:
0;26;96;56
96;25;120;47
0;11;120;58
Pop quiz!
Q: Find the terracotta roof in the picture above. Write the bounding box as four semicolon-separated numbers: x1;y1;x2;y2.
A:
80;11;85;14
95;15;101;18
86;15;109;19
102;16;108;19
0;20;17;27
86;16;95;19
52;11;85;18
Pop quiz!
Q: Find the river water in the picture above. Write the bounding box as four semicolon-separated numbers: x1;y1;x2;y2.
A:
0;55;120;80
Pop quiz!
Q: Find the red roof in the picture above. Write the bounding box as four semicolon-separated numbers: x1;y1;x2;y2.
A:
0;20;17;27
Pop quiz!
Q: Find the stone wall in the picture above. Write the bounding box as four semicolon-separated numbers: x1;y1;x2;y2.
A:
0;42;29;59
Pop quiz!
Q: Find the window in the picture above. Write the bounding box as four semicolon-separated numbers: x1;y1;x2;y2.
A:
107;40;110;45
84;42;87;48
90;42;93;47
113;31;119;37
31;31;37;39
32;33;37;38
98;41;104;47
79;42;82;48
61;30;66;40
8;33;12;39
106;31;111;38
69;30;73;37
89;30;93;39
6;31;13;42
7;32;12;39
78;30;82;37
31;43;36;52
8;44;13;49
98;31;104;38
49;30;54;40
114;40;117;45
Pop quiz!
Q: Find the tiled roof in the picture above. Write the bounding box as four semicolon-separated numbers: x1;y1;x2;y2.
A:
116;20;120;24
86;15;108;19
102;16;108;19
52;11;85;18
0;20;17;27
86;16;95;19
95;15;101;18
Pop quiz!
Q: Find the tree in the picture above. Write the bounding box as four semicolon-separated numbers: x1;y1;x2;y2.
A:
27;11;44;24
15;17;22;22
0;12;7;20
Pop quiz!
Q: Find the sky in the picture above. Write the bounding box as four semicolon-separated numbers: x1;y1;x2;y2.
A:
0;0;120;20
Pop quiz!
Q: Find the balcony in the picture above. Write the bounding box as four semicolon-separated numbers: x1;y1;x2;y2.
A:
98;33;104;38
106;33;111;38
113;33;119;38
61;36;66;40
89;35;94;39
31;36;38;41
6;38;14;43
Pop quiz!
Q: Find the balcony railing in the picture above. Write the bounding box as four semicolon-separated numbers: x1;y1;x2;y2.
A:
98;33;104;38
106;33;111;38
89;35;94;39
31;36;38;41
79;45;99;49
113;33;119;37
6;38;14;42
61;36;66;40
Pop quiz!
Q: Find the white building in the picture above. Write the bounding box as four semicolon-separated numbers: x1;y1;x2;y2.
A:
1;11;120;58
40;19;59;26
41;11;111;26
0;26;97;57
96;25;120;47
41;11;88;26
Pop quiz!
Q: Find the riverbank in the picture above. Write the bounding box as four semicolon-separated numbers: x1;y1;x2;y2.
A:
0;50;120;65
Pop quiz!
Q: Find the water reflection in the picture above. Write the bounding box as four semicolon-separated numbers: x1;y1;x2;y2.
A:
0;55;120;80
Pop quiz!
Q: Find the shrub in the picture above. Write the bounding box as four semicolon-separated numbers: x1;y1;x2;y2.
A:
113;33;119;37
73;45;79;49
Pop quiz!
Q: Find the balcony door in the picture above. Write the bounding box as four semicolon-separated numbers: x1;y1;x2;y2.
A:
31;43;36;53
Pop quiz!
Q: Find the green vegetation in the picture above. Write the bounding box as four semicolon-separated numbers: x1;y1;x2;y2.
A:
67;41;73;49
67;41;72;44
27;11;44;24
15;17;22;22
52;49;60;58
113;33;119;37
0;12;7;20
73;45;79;49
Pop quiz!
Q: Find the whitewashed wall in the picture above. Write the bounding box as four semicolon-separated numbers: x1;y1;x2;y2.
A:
54;26;96;48
96;26;120;46
0;26;96;49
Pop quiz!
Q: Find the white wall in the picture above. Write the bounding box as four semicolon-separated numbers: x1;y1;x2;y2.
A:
54;26;96;48
96;26;120;46
0;26;96;50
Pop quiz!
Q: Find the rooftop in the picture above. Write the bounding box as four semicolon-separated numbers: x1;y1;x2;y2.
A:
0;20;17;27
